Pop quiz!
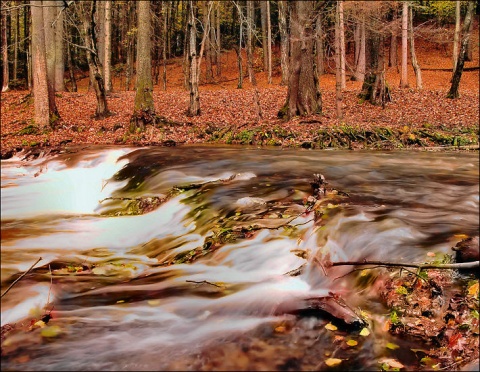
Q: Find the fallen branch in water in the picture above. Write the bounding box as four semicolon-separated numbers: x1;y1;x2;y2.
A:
330;260;479;270
1;257;42;299
186;280;225;288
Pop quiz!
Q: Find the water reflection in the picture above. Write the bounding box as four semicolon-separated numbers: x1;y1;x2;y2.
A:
1;146;478;370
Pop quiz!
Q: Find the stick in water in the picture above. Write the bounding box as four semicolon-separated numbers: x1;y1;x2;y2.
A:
1;257;43;299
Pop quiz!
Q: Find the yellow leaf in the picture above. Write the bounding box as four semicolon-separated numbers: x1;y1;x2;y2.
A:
346;339;358;347
386;342;400;350
454;234;469;240
41;325;62;338
359;327;370;337
325;323;338;331
147;299;161;306
325;358;343;367
33;320;46;328
468;282;479;296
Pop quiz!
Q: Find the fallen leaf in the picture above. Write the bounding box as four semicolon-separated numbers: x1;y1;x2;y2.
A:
325;358;343;367
346;339;358;346
325;323;338;331
379;358;404;369
467;282;479;296
41;325;62;338
359;327;370;337
386;342;400;350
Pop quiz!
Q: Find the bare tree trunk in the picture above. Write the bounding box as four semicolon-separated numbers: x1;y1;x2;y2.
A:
400;0;408;88
31;0;58;128
389;4;398;71
187;0;200;116
130;0;155;132
1;6;9;92
104;0;112;93
465;9;474;61
235;4;244;90
339;0;346;89
79;0;110;118
246;0;256;85
43;0;56;89
354;13;365;82
453;0;461;71
281;1;321;119
335;0;343;120
316;10;324;78
202;0;213;83
162;1;168;91
448;1;475;99
260;0;268;71
54;0;65;91
409;5;422;89
278;0;289;85
96;0;105;67
266;0;272;84
125;1;135;91
215;1;221;76
13;5;18;82
66;32;77;92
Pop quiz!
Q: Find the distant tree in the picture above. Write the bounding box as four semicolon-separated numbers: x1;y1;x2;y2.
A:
447;0;475;99
54;0;65;91
280;1;321;119
130;0;155;132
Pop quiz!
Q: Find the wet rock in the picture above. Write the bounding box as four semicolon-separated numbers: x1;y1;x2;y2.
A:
452;236;479;263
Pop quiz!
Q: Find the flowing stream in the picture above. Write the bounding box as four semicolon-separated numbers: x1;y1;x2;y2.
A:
1;145;478;371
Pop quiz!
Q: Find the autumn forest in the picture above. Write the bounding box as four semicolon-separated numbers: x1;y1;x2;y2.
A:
0;0;479;157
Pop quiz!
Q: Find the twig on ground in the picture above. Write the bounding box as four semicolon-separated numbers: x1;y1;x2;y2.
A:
1;257;42;299
186;280;225;288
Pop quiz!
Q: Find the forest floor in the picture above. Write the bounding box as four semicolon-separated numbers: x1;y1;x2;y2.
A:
1;35;479;159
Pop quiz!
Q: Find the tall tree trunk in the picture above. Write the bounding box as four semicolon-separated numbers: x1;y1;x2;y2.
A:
246;0;256;85
280;1;321;119
278;0;289;85
354;13;366;82
260;0;268;71
409;5;422;89
96;0;105;67
66;31;77;92
43;0;55;89
202;0;213;82
130;0;155;132
54;0;65;91
1;6;9;92
335;0;343;120
104;0;112;93
359;17;391;107
13;4;19;82
162;0;168;91
215;1;221;76
465;9;474;61
315;10;324;78
187;0;200;116
31;0;58;128
125;1;135;91
400;1;408;88
235;2;244;90
79;0;110;118
266;0;272;84
339;0;346;89
448;1;475;99
453;0;461;71
389;4;398;71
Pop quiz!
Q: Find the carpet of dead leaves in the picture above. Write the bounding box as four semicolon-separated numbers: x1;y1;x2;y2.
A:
1;37;479;158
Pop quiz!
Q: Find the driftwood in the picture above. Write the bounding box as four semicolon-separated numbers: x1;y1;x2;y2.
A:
1;257;42;298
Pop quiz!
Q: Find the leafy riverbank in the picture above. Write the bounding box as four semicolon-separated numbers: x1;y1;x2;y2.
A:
0;87;478;159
